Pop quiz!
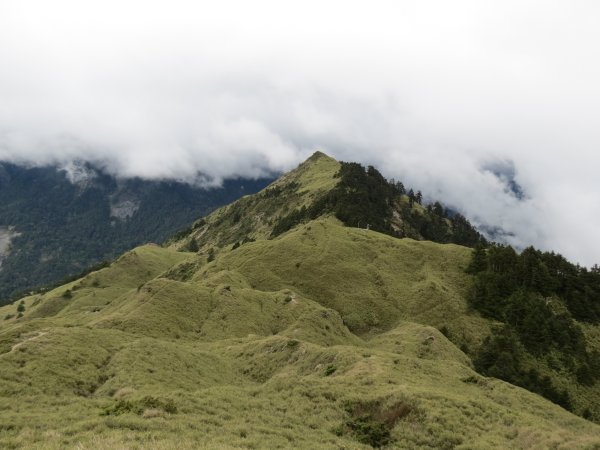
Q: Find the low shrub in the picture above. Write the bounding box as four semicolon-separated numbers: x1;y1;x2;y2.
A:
324;365;337;376
101;396;177;416
342;399;417;448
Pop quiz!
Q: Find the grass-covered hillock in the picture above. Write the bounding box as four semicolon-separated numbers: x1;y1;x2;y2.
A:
208;218;486;341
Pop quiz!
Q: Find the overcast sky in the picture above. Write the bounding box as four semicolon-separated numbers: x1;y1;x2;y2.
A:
1;0;599;266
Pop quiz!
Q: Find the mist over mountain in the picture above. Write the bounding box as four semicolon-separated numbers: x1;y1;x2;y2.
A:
1;1;600;266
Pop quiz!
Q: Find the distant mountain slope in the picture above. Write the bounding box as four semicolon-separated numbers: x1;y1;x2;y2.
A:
1;153;599;449
0;162;272;304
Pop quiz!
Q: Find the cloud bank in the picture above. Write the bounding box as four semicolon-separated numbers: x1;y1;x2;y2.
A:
1;0;600;266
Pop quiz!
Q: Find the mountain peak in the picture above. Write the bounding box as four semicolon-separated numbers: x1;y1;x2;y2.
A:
274;150;340;194
305;150;335;162
172;153;484;254
287;150;338;178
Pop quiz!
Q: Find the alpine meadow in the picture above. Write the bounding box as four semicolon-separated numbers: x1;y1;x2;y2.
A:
1;152;600;449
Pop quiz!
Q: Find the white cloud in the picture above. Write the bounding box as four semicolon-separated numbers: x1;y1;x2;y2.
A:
1;0;599;265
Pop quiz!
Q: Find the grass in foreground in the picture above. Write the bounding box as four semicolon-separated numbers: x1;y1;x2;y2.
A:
1;220;599;449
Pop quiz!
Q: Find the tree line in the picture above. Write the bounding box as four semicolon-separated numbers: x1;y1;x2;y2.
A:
467;243;600;418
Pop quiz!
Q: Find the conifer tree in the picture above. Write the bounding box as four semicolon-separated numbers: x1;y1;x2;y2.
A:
407;189;415;208
467;244;488;274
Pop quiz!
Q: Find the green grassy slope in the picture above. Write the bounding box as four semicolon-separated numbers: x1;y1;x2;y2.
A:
171;151;341;251
0;220;599;449
209;218;487;341
1;153;600;449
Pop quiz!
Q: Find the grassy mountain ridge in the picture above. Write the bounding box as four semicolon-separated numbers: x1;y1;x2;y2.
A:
1;153;600;449
167;151;342;250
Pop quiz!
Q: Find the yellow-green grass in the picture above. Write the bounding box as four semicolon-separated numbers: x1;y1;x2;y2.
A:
208;217;490;345
0;245;192;327
2;217;600;448
269;151;342;202
172;151;341;251
1;326;599;449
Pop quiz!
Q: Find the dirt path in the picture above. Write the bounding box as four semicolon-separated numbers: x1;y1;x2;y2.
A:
10;331;48;353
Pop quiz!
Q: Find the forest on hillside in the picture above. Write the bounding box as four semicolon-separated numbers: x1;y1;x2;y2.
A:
466;244;600;420
0;163;272;304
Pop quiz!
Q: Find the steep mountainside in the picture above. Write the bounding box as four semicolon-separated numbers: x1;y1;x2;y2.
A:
0;162;272;303
0;153;599;449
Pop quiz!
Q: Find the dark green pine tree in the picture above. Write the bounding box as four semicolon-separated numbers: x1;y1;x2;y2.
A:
432;201;444;216
395;181;406;195
467;244;488;274
187;238;199;253
415;191;423;205
407;189;415;208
